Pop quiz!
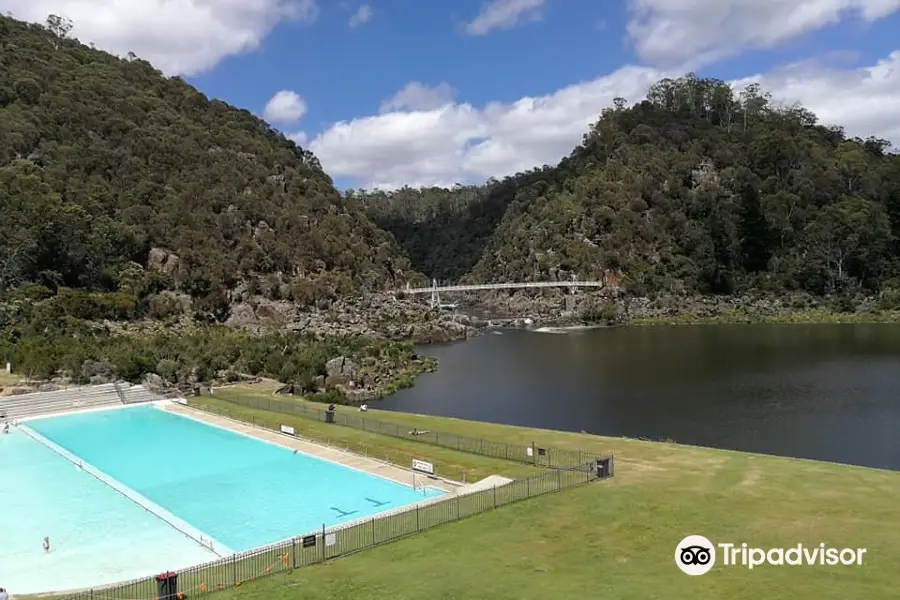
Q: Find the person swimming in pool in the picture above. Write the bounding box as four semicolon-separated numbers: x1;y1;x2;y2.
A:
42;536;50;553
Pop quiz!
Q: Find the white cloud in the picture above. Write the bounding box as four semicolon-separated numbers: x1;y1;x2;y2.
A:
310;67;667;189
287;131;308;146
0;0;319;76
626;0;900;68
264;90;307;124
348;4;372;28
310;50;900;189
379;82;457;113
464;0;545;35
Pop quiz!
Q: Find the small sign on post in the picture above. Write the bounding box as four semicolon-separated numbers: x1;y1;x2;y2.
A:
302;534;316;548
411;459;434;475
280;424;295;436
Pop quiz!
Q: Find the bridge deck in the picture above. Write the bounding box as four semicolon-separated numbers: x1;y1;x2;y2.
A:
403;281;605;294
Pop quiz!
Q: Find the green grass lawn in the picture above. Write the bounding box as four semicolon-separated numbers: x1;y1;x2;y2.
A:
194;386;544;482
194;384;899;600
0;369;24;387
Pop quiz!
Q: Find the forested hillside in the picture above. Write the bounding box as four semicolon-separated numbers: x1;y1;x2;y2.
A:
351;170;554;282
363;76;900;298
0;14;420;321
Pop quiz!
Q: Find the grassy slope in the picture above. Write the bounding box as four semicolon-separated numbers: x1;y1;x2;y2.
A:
194;384;898;600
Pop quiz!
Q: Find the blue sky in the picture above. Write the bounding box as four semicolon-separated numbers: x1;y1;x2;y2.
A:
189;1;900;144
5;0;900;189
191;0;631;127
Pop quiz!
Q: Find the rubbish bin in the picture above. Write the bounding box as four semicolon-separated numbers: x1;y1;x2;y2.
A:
325;410;335;424
596;457;612;479
156;571;178;599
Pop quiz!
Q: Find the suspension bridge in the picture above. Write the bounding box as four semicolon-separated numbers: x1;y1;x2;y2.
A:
402;276;608;308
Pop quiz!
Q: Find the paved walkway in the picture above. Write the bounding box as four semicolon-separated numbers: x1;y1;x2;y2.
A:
161;402;461;494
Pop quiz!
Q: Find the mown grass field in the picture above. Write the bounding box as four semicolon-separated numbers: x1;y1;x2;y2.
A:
188;383;900;600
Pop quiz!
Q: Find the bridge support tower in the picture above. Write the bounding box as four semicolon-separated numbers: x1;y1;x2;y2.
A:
430;279;440;309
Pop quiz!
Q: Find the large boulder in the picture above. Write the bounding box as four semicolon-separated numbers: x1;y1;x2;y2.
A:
147;247;180;276
142;372;165;392
325;356;357;379
80;360;116;383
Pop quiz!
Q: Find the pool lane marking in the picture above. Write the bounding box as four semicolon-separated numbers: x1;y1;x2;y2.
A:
17;424;234;558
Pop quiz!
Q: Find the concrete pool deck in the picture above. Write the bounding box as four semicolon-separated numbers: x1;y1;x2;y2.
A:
160;402;463;495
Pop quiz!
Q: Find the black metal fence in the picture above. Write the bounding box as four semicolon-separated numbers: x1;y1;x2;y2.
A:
215;392;595;471
60;462;602;600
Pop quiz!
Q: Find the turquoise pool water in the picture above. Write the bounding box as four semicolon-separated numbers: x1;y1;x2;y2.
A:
0;427;217;594
26;405;444;553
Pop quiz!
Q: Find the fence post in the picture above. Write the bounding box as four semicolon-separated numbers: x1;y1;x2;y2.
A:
232;553;237;586
527;476;531;497
493;485;496;508
292;537;297;569
456;495;460;520
372;518;376;546
321;524;326;562
416;504;420;531
531;441;536;465
557;468;561;491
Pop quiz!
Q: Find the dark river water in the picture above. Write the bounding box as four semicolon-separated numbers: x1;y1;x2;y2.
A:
380;324;900;471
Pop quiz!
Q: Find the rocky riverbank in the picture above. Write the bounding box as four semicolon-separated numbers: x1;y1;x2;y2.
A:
225;293;480;343
453;289;900;327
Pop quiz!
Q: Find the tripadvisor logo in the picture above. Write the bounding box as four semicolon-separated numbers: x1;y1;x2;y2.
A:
675;535;867;575
676;535;716;575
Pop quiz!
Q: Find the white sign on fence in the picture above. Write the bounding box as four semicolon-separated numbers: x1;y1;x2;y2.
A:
526;446;533;457
411;459;434;475
325;533;336;547
280;424;295;436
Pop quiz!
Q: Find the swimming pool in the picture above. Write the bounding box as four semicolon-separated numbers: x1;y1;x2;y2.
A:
27;404;443;550
4;404;444;594
0;427;218;594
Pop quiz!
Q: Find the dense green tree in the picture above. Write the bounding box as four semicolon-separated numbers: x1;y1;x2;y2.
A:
0;14;421;316
362;75;900;297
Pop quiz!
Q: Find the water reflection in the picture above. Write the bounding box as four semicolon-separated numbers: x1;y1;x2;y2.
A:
381;324;900;470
